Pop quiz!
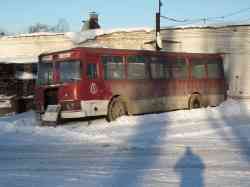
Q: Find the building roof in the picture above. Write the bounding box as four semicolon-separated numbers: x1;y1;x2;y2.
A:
0;24;250;64
0;28;152;64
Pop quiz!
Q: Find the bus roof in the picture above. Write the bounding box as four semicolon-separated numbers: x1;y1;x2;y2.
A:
39;47;224;58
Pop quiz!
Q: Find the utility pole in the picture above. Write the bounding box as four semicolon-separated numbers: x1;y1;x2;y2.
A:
156;0;162;51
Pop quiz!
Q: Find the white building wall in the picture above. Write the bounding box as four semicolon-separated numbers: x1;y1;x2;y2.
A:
160;26;250;99
0;33;74;63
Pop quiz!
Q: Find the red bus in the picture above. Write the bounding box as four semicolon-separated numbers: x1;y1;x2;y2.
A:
35;47;226;123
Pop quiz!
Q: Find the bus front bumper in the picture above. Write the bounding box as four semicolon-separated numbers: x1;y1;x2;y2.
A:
61;110;86;119
61;100;109;119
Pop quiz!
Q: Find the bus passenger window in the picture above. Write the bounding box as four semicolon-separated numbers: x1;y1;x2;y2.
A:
59;61;81;82
87;64;97;80
102;56;125;80
127;56;149;80
192;63;206;79
150;56;169;79
171;58;188;79
207;63;221;78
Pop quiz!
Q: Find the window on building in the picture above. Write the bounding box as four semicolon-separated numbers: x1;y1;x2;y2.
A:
127;55;149;80
87;64;97;80
102;56;125;80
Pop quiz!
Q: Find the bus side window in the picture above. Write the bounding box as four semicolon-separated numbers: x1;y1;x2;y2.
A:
171;57;188;80
127;55;149;80
102;56;125;80
191;59;206;79
87;64;97;80
207;61;222;79
150;56;170;80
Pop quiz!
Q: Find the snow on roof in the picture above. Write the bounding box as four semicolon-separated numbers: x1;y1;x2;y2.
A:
3;32;64;39
164;23;250;30
2;28;152;42
65;28;153;44
0;28;153;64
0;56;38;64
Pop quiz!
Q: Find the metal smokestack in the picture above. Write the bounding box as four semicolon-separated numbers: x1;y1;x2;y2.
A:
81;12;101;31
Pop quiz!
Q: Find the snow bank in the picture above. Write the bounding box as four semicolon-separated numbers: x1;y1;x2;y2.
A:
0;111;113;144
0;99;250;145
115;99;250;127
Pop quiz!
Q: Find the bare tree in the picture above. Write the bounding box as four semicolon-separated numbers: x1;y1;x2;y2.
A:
28;19;70;33
54;18;70;32
28;23;51;33
0;28;8;36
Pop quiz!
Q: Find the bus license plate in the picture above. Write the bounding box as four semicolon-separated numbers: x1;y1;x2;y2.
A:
42;105;61;122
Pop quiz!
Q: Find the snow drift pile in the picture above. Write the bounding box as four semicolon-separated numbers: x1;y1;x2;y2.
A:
0;99;249;146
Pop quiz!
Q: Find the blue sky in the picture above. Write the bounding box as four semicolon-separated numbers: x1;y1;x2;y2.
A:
1;0;250;33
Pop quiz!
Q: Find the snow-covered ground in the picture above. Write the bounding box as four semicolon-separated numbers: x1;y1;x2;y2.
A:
1;99;250;186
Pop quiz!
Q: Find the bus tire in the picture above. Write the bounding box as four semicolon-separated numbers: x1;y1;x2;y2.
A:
189;94;202;109
107;97;126;122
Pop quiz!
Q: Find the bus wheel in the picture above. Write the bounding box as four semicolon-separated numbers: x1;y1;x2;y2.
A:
189;94;202;109
107;97;125;122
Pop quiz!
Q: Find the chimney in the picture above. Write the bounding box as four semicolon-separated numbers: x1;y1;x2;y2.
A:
81;12;101;31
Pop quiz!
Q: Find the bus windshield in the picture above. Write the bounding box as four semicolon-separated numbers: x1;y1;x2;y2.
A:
37;62;53;85
59;60;81;83
37;60;81;85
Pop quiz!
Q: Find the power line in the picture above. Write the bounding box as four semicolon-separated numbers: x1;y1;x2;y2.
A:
219;7;250;19
160;15;188;22
161;6;250;24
